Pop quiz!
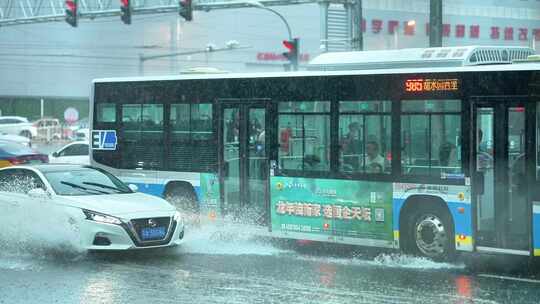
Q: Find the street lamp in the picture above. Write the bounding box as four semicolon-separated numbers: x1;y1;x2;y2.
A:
245;1;292;41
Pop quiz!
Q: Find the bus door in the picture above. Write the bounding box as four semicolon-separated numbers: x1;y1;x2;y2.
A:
472;99;531;254
219;101;270;224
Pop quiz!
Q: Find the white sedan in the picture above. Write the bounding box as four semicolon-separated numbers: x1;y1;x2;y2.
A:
0;164;185;250
49;141;90;165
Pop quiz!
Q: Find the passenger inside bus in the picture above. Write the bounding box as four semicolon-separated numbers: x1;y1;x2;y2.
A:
439;142;459;173
341;122;361;170
364;141;386;172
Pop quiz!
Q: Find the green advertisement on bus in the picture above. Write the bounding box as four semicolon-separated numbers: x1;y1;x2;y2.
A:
270;176;393;243
199;173;221;218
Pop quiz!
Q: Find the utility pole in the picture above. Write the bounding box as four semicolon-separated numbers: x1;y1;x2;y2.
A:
429;0;443;47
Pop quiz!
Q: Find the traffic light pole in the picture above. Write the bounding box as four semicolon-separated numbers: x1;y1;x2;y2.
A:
429;0;443;47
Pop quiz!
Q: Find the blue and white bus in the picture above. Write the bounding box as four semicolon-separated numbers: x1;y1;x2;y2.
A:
90;46;540;260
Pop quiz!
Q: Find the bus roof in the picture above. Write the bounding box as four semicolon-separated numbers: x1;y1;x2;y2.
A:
307;46;535;71
93;62;540;85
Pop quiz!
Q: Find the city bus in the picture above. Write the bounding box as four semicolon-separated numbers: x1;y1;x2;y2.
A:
90;46;540;260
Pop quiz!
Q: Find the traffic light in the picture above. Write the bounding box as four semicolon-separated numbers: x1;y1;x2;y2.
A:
65;0;78;27
120;0;131;25
282;38;299;71
179;0;192;21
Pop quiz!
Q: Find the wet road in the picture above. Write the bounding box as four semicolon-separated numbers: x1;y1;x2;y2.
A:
11;142;539;303
1;224;540;304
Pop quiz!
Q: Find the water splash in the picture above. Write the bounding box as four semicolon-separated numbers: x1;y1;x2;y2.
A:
0;193;87;269
179;222;289;256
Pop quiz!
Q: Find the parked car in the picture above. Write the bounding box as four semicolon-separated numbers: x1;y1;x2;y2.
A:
0;133;31;147
0;116;37;139
49;141;90;165
0;140;48;168
0;164;185;250
73;128;89;141
34;117;62;141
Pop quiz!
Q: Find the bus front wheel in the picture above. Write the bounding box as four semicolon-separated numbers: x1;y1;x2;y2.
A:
403;204;455;261
164;183;199;214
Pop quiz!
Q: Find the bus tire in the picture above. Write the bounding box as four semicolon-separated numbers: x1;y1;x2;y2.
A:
402;200;455;262
164;183;199;214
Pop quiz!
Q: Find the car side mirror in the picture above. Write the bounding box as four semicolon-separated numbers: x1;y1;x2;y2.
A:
52;152;59;157
128;184;138;192
28;188;49;199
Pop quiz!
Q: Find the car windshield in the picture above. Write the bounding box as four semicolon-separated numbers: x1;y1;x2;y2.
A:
44;168;132;196
0;141;34;156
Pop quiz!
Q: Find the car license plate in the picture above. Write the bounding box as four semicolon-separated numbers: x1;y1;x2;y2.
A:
141;227;166;240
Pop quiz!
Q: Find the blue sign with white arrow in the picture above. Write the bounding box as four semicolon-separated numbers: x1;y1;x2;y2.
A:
92;130;117;150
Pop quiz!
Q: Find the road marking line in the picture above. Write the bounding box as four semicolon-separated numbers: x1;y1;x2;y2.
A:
478;274;540;284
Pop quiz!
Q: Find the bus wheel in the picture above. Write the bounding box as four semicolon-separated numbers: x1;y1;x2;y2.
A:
164;184;199;214
405;205;455;261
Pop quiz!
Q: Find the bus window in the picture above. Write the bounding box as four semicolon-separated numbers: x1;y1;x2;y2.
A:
401;99;462;177
96;103;116;123
339;101;391;174
278;101;330;172
120;103;164;169
169;103;215;172
537;103;540;179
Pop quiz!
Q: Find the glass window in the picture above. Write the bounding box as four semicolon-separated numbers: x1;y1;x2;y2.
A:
278;101;331;113
278;101;330;171
536;103;540;179
402;99;461;112
44;168;131;196
340;101;391;113
96;103;116;123
339;101;391;174
170;103;213;141
60;144;88;157
169;103;215;172
401;100;462;177
120;104;164;170
0;169;45;193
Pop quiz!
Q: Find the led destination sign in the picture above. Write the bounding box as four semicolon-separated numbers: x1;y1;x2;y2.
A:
405;78;459;92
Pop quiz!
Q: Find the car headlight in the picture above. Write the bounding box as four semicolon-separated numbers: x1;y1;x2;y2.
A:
83;209;122;225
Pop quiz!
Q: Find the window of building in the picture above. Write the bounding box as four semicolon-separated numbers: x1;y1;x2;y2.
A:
96;103;116;123
278;101;330;171
169;103;216;172
339;101;391;174
401;99;462;177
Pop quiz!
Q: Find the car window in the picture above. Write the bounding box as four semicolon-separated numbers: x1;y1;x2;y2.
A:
59;144;88;157
44;168;131;196
0;169;46;193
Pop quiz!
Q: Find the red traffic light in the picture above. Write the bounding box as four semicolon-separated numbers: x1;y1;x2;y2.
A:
283;40;295;51
120;0;129;6
65;0;76;10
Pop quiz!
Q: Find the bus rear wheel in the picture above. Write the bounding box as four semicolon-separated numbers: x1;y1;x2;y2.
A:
403;205;455;261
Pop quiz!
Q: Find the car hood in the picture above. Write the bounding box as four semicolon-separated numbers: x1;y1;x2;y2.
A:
55;192;176;217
